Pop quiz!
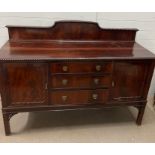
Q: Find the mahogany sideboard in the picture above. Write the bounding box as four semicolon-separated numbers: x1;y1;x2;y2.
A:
0;21;155;135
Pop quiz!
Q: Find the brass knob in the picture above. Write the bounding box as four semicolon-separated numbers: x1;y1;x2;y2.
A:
96;65;101;71
94;78;99;84
92;94;98;100
112;81;115;87
62;65;68;72
62;95;67;102
62;79;68;85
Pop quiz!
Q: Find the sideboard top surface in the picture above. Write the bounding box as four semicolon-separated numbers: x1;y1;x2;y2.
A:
0;40;155;61
0;21;155;61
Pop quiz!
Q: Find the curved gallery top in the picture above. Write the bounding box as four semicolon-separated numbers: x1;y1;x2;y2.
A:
0;21;154;61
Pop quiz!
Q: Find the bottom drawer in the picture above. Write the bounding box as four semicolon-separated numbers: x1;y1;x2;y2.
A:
50;89;109;105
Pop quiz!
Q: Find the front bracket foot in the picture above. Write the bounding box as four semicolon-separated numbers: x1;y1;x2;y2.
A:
136;106;145;125
2;112;17;136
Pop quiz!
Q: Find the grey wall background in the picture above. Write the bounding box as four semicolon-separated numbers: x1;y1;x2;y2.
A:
0;12;155;107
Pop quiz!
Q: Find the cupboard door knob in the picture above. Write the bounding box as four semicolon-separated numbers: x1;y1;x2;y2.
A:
62;95;67;102
96;65;101;71
45;83;48;90
62;79;68;85
62;66;68;72
112;81;115;87
94;78;99;84
92;94;98;100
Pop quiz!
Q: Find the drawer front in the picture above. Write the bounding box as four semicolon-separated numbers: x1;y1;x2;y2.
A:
50;62;112;73
50;75;111;89
50;89;109;105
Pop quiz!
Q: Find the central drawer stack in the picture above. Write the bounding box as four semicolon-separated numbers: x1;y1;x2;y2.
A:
50;61;113;106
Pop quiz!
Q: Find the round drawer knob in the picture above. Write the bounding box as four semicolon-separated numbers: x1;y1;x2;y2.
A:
62;79;68;85
94;78;99;84
96;65;101;71
92;94;98;100
62;95;67;102
62;65;68;72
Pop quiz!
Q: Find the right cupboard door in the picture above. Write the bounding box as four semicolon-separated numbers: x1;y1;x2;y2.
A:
112;61;149;101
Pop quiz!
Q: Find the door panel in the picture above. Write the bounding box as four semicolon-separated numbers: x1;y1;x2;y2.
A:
5;63;48;106
112;61;148;101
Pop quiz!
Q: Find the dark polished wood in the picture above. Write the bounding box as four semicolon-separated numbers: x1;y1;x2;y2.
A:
50;62;112;73
50;74;111;89
112;61;149;101
7;21;138;41
0;21;155;135
3;63;48;106
0;41;155;61
50;89;109;105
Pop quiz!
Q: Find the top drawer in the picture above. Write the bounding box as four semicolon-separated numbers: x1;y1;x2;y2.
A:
50;62;112;74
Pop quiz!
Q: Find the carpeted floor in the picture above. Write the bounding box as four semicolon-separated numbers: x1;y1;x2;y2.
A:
0;104;155;142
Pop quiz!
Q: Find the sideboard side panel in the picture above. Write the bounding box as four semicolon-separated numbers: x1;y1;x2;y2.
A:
0;64;9;107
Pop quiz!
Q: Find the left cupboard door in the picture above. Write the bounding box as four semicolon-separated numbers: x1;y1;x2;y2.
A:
4;63;48;106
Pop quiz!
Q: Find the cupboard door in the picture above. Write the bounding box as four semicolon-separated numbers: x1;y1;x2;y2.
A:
112;61;148;101
5;63;48;106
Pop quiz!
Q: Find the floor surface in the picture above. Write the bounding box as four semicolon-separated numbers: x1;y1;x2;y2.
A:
0;105;155;142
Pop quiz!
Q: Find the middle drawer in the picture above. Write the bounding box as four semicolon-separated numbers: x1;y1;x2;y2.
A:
50;75;111;89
